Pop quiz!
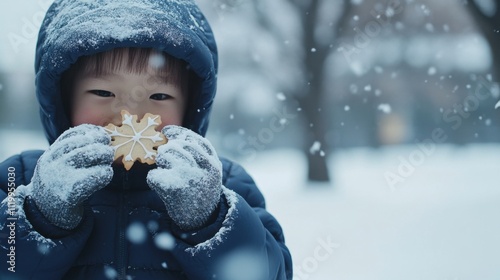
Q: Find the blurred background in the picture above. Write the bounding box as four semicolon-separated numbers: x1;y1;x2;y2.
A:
1;0;500;279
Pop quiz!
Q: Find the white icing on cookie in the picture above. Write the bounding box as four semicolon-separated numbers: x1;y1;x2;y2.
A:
104;110;167;170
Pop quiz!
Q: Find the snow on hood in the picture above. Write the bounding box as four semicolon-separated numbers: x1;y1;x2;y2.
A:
35;0;218;144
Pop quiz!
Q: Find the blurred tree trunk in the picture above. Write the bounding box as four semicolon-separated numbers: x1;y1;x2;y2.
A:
297;0;331;182
293;0;353;182
251;0;352;182
467;0;500;81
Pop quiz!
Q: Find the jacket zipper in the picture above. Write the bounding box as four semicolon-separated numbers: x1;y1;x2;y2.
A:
116;171;130;279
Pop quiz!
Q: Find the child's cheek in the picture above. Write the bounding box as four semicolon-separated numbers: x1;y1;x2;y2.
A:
72;106;109;127
157;114;184;130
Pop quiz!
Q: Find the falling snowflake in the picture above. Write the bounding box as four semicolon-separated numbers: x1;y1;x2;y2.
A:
104;266;118;279
155;232;175;250
385;6;395;17
276;92;286;101
216;249;267;280
425;23;434;32
105;110;167;170
149;53;166;68
378;104;392;114
310;141;325;156
126;222;147;244
147;221;159;232
495;100;500;109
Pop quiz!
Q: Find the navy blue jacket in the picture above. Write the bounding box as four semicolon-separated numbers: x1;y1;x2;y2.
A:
0;0;292;279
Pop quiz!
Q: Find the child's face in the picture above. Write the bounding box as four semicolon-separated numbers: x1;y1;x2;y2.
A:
71;68;186;130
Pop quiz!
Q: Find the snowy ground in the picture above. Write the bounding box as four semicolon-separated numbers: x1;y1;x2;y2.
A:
242;145;500;280
2;129;499;279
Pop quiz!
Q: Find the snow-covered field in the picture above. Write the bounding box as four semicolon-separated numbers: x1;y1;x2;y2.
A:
243;145;500;280
2;129;499;279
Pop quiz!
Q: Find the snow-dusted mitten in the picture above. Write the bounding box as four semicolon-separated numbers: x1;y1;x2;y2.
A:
147;125;222;231
31;124;114;230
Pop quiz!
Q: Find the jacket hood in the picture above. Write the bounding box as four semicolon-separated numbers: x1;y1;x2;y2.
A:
35;0;218;144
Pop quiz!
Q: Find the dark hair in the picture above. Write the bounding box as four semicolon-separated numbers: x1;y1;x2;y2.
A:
60;48;191;120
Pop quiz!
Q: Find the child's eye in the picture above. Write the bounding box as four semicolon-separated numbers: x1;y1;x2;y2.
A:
89;90;115;97
150;93;172;101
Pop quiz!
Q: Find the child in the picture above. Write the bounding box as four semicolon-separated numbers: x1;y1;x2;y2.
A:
0;0;292;279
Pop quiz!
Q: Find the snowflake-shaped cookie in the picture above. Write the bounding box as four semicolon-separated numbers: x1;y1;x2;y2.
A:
104;110;167;170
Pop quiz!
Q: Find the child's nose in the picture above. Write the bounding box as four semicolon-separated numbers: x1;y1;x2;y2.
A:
111;112;125;126
126;107;149;118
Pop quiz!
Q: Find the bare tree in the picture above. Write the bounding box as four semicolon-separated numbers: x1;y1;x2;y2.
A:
466;0;500;81
250;0;353;182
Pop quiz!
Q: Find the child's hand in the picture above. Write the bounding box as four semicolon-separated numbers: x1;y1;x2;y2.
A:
31;124;114;230
147;125;222;231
